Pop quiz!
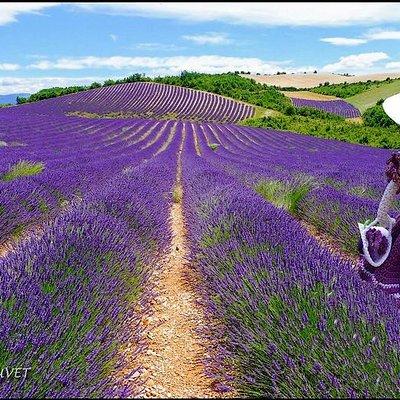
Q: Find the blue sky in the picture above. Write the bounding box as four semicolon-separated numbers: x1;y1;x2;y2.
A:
1;2;400;93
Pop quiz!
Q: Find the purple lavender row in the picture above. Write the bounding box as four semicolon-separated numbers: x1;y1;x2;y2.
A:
3;82;254;123
192;121;388;200
0;117;177;245
193;122;400;296
195;123;400;305
291;97;361;118
181;147;400;397
222;122;388;194
0;143;178;397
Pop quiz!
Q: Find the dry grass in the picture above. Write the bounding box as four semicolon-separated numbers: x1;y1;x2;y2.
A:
346;117;363;124
2;160;44;181
281;90;338;101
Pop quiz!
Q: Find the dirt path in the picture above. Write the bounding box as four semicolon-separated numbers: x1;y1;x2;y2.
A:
137;130;228;398
0;224;45;259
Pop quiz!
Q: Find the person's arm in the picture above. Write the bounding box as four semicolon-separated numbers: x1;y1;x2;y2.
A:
373;180;397;229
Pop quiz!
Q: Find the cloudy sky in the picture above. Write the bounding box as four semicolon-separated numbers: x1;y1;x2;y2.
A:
1;2;400;94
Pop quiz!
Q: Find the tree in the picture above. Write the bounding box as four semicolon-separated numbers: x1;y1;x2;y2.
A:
89;82;102;89
16;96;27;104
103;79;116;86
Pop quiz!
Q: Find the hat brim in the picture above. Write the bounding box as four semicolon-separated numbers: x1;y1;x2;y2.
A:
383;93;400;125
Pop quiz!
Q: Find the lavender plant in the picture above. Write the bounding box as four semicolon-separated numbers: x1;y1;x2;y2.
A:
291;98;361;118
3;82;254;124
182;150;400;397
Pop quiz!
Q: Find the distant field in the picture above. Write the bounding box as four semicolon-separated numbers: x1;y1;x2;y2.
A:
347;79;400;113
244;72;400;88
281;90;338;101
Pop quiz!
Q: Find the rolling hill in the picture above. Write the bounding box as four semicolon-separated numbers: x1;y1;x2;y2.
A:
15;82;254;123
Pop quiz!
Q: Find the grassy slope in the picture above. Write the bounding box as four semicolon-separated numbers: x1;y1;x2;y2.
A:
346;80;400;113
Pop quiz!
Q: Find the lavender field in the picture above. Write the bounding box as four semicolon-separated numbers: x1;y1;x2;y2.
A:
17;82;255;123
1;82;399;398
291;97;361;118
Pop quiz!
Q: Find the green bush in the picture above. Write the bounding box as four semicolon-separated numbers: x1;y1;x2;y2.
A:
362;104;398;128
208;143;220;151
310;78;399;98
255;179;313;216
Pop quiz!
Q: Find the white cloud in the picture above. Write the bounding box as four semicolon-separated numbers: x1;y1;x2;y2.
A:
182;32;231;45
0;63;20;71
320;37;367;46
27;54;315;75
0;3;58;25
322;52;389;73
0;76;114;95
365;29;400;40
321;29;400;46
110;34;118;42
73;3;400;27
386;61;400;70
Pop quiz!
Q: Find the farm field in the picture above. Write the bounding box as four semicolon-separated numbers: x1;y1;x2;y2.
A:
281;88;361;118
282;90;338;101
2;78;400;398
290;97;361;118
246;72;400;88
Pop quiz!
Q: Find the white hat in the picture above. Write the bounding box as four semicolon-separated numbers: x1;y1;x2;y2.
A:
383;93;400;125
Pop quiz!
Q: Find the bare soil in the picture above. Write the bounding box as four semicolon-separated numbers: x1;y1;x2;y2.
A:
134;131;233;398
193;131;202;156
137;204;217;398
